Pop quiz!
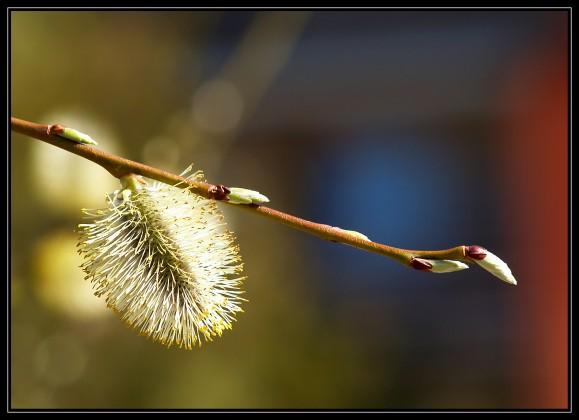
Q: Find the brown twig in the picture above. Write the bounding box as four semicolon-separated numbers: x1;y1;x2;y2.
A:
11;116;469;269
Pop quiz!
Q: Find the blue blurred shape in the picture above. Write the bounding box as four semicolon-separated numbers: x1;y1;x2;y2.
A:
308;133;467;289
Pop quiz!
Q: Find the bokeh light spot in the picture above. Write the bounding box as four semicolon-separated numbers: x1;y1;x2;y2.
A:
142;136;180;172
34;231;109;320
192;78;244;133
34;332;88;387
31;110;120;214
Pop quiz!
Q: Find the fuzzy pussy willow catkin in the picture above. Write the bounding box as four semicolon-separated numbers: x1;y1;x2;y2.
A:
77;169;245;349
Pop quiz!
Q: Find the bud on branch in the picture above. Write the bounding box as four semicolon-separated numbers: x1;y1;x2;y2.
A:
466;245;517;285
410;257;469;273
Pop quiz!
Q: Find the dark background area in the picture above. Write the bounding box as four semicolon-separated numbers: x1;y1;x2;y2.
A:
10;10;568;409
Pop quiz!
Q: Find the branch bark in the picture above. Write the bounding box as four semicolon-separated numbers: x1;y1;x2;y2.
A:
11;116;468;268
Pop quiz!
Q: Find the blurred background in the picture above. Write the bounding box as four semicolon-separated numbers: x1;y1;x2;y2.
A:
10;10;568;409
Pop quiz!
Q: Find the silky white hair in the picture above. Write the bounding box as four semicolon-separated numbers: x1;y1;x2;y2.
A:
77;170;245;349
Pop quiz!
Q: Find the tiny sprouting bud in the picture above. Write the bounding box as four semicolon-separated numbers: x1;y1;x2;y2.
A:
410;257;469;273
227;187;270;205
77;169;246;349
120;174;146;191
333;227;370;242
466;245;517;285
50;125;98;146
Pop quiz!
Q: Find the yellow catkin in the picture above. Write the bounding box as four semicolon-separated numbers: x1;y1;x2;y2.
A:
77;169;246;349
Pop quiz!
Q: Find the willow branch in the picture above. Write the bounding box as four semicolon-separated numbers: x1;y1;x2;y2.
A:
11;116;469;269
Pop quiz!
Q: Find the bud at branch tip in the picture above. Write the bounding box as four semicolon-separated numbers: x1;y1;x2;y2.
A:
466;245;517;286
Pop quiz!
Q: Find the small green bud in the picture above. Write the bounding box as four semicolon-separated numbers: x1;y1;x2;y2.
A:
227;187;270;205
333;227;370;241
58;127;98;145
120;174;145;192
